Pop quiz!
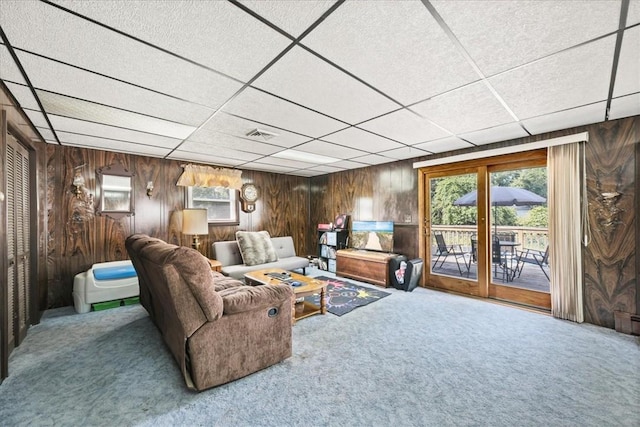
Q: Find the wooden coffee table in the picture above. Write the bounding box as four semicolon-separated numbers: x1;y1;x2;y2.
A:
244;268;327;324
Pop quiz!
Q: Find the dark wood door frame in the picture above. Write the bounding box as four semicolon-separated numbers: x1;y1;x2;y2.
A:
1;111;8;383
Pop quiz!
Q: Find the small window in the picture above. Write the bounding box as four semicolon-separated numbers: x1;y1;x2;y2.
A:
185;186;239;225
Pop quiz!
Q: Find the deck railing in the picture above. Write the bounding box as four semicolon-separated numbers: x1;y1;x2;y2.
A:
431;225;548;252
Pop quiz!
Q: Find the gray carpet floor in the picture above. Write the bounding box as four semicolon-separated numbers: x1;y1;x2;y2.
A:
1;271;638;426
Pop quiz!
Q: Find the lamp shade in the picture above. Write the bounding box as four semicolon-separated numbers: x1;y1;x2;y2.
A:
182;209;208;235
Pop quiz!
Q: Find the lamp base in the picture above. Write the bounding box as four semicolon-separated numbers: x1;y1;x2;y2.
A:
191;235;201;251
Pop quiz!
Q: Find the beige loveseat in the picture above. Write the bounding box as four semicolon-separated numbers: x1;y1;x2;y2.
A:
125;234;293;392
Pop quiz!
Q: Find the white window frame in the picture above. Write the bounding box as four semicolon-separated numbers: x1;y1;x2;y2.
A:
185;186;239;225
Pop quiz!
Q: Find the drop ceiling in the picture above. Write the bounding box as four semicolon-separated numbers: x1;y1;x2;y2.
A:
0;0;638;177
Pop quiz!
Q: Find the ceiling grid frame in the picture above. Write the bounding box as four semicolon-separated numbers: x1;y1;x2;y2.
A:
0;0;636;176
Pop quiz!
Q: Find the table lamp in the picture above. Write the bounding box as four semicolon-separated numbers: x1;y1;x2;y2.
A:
182;208;208;251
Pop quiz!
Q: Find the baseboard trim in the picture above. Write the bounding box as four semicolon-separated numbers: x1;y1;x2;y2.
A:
614;311;640;335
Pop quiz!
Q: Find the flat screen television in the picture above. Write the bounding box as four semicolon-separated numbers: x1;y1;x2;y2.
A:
350;221;394;253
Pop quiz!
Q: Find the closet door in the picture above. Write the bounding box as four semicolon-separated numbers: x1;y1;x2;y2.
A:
6;134;31;350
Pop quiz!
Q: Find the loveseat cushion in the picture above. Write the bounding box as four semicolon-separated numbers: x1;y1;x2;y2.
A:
219;284;293;315
235;231;278;266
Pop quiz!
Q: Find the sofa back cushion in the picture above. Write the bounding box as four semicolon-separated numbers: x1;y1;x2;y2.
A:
212;240;244;267
235;231;278;266
271;236;297;259
135;241;223;338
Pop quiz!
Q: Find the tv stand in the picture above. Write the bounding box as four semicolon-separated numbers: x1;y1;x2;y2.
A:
336;248;398;288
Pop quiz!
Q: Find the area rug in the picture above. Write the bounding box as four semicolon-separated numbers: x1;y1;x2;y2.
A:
304;276;391;316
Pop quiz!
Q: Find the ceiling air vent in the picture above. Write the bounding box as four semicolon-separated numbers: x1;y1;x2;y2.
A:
246;128;279;140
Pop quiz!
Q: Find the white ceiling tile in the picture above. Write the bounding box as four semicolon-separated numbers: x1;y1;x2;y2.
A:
186;131;283;156
413;137;472;154
328;160;368;170
167;151;246;168
358;109;450;144
241;162;298;173
284;169;326;177
17;51;214;127
254;157;316;169
321;127;403;152
380;146;431;160
51;0;290;81
627;0;640;25
609;93;640;120
458;122;529;146
4;82;40;110
23;109;50;129
37;90;196;139
178;140;265;162
253;46;398;124
295;140;367;159
0;1;633;176
489;36;615;119
432;0;621;76
307;164;345;173
48;115;182;148
302;0;478;105
613;26;640;97
35;127;56;141
198;112;310;148
1;1;243;109
521;102;607;135
238;1;337;37
59;132;173;157
349;154;394;166
0;45;26;84
411;82;516;134
222;87;346;137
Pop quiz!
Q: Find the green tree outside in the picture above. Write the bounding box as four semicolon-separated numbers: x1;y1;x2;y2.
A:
430;167;547;227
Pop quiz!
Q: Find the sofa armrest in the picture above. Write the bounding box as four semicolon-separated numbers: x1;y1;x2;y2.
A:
219;285;293;315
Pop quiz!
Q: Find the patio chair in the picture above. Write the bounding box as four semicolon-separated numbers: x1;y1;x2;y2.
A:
492;237;516;282
513;246;549;281
470;235;478;264
432;231;468;276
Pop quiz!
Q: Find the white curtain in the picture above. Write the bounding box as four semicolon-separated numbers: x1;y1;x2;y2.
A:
548;142;585;322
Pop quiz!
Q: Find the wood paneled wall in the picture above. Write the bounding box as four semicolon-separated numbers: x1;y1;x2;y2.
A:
45;145;310;308
310;160;420;258
7;66;637;329
583;118;637;328
310;116;638;329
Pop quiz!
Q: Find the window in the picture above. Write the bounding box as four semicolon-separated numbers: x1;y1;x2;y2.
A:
185;186;239;225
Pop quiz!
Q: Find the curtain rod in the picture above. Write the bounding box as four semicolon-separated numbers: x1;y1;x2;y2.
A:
413;132;589;169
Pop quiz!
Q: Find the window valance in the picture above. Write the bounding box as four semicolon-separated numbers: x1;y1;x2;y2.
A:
176;164;242;190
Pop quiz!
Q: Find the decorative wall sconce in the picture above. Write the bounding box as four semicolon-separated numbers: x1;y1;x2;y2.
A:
73;165;86;198
146;181;154;199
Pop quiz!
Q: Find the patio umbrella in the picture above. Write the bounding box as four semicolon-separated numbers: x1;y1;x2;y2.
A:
453;186;546;235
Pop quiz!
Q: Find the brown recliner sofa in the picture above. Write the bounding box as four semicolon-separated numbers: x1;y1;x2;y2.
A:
125;234;294;392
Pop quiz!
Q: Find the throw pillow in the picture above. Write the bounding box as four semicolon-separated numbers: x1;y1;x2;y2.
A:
235;231;279;266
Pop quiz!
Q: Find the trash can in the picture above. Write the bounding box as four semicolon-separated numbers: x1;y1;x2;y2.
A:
389;256;423;292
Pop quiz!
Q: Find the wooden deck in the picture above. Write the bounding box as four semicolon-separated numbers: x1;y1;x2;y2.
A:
430;256;550;293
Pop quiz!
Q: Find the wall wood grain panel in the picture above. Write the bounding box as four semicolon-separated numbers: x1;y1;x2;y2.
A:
311;117;637;329
44;147;311;308
583;118;637;327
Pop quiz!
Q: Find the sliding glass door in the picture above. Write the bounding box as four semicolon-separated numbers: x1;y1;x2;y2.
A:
487;164;550;309
420;150;551;310
424;167;486;297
